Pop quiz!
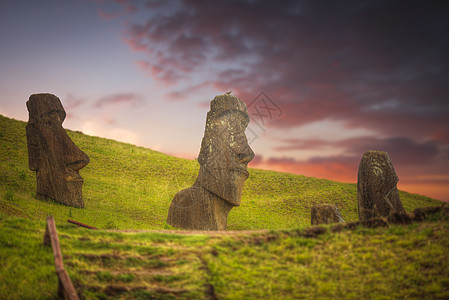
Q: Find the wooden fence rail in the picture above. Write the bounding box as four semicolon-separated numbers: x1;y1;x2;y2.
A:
67;219;97;229
43;215;79;300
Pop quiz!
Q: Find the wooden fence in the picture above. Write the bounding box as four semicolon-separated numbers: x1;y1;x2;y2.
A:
43;215;79;300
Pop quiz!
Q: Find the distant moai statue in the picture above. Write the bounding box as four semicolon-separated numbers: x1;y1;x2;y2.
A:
26;93;89;208
167;94;255;230
357;150;405;220
311;204;345;225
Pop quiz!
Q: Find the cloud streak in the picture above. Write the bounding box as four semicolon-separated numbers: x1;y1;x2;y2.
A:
275;136;440;165
93;93;143;109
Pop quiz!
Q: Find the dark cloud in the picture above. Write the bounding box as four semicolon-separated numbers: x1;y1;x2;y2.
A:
275;136;440;165
260;147;449;189
267;156;298;165
93;93;143;108
267;154;359;170
345;137;439;165
263;135;449;193
114;0;449;144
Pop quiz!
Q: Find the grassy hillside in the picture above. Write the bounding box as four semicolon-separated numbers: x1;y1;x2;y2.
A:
0;114;441;230
1;114;448;299
1;210;448;299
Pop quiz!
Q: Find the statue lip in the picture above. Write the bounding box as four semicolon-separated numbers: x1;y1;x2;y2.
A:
233;163;249;177
65;170;83;182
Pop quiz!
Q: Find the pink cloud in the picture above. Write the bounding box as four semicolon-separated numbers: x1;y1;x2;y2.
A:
62;94;87;120
134;60;163;78
64;94;86;111
248;154;263;166
122;36;148;52
93;93;143;108
134;60;150;72
98;9;121;21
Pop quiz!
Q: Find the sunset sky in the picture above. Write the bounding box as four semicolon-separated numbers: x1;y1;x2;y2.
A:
1;0;448;202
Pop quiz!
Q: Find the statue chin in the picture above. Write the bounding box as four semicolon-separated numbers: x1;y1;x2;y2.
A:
66;179;84;208
195;167;248;206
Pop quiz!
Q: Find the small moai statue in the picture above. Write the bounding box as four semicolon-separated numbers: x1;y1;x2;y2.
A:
357;150;405;220
26;93;89;208
311;204;345;225
167;94;255;230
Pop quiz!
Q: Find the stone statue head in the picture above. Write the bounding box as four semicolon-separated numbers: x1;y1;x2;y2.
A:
357;150;405;219
26;93;89;208
194;94;254;206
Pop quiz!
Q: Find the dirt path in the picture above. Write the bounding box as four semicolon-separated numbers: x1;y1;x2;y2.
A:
111;229;270;236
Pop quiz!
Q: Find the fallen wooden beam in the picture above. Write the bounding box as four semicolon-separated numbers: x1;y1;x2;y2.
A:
67;219;97;230
44;215;80;300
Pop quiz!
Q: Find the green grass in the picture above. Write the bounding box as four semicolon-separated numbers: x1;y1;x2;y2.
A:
0;216;210;299
208;220;449;299
1;212;448;299
1;114;448;299
0;114;441;230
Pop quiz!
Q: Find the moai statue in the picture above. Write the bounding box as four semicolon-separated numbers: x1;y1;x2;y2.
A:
357;150;405;220
311;204;345;225
167;94;255;230
26;93;89;208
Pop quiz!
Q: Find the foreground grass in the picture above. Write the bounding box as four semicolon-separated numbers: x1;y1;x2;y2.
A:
1;212;448;299
0;114;441;230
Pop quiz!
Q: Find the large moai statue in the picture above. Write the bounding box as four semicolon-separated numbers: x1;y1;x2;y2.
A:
26;93;89;208
311;204;345;225
167;94;255;230
357;150;405;220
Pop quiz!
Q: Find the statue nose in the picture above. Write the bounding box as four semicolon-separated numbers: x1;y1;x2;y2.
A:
237;147;255;165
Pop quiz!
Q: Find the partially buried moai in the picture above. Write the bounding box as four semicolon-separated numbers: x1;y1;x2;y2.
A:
167;94;255;230
26;93;89;208
357;150;405;220
311;204;345;225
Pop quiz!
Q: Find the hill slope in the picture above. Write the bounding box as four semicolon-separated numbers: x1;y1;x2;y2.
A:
1;114;448;299
0;114;441;230
1;210;449;299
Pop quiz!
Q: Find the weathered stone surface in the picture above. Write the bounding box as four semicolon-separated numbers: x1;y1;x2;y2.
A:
357;150;405;220
26;93;89;208
311;204;345;225
167;94;254;230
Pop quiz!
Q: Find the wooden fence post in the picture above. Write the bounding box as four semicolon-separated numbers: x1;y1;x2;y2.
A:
44;215;80;300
